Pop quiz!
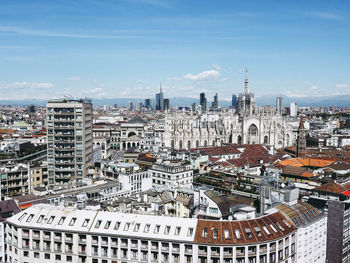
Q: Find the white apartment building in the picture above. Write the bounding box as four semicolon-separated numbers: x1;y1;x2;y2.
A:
46;99;93;188
149;162;193;189
115;163;152;194
5;202;324;263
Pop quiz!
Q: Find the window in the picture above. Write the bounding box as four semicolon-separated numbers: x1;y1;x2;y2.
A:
254;227;262;237
154;225;160;234
175;226;181;236
144;224;150;233
187;227;194;236
202;228;208;238
55;255;61;261
114;221;121;230
26;214;34;222
66;256;72;262
124;222;130;231
224;229;230;239
213;228;218;239
45;253;50;259
82;219;90;227
235;229;241;239
270;224;278;233
104;221;111;229
34;252;39;258
245;228;252;238
283;219;291;228
58;217;66;225
47;216;55;224
276;222;284;231
134;223;140;232
69;218;76;226
95;220;102;228
263;226;271;235
36;215;44;223
164;226;170;235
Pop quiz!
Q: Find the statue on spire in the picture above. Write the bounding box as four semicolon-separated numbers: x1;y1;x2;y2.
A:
244;68;249;94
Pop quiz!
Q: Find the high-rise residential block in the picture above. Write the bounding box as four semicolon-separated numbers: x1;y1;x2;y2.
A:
46;99;93;188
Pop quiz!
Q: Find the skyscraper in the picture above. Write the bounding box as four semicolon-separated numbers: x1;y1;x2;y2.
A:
155;85;164;111
276;97;283;114
232;94;237;109
290;102;297;117
211;93;218;109
46;98;93;188
163;98;170;111
144;99;151;109
200;92;206;112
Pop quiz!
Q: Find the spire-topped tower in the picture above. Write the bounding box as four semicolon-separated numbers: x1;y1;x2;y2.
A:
244;68;249;94
296;117;307;158
160;83;163;94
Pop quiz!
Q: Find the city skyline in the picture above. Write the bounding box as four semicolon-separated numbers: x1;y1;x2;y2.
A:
0;0;349;102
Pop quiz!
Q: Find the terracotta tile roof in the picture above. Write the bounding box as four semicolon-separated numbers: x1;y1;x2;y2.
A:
276;158;334;168
194;212;296;245
313;182;347;194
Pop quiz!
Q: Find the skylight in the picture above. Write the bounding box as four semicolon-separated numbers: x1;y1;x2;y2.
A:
270;224;278;233
124;223;130;231
36;215;44;223
164;226;171;235
82;219;90;227
202;228;208;238
114;221;121;230
58;217;66;225
47;216;55;224
18;213;27;222
95;220;102;229
263;226;270;235
26;214;34;223
235;229;241;239
224;230;230;239
69;218;76;226
104;221;111;230
134;223;140;232
144;224;150;233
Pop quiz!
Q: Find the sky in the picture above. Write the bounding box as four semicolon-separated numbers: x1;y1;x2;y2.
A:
0;0;349;102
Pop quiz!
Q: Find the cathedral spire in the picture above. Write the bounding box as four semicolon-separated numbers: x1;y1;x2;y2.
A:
244;68;249;94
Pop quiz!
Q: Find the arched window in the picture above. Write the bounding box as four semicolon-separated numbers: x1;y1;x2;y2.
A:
187;141;191;149
196;140;199;148
171;140;175;149
179;140;183;149
264;136;268;144
248;124;258;136
204;140;207;147
237;135;242;144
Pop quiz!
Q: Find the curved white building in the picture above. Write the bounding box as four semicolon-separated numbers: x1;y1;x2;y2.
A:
6;201;326;263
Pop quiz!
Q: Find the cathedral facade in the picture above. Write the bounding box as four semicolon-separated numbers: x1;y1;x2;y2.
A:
164;71;295;150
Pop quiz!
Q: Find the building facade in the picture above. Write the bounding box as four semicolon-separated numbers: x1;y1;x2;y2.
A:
6;202;326;263
46;99;93;188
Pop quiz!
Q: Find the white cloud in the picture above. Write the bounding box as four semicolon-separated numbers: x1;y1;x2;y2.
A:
0;81;54;89
307;12;345;21
310;85;317;90
336;83;349;88
183;70;221;81
212;64;221;70
83;87;103;94
66;76;81;81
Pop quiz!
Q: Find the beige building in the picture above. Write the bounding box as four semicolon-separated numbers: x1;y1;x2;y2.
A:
46;99;93;188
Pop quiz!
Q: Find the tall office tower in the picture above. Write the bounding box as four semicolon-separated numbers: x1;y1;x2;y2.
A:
136;101;142;111
276;96;283;114
200;92;206;112
232;94;237;109
127;101;133;111
46;99;93;188
191;103;196;112
144;99;151;109
211;93;218;109
155;85;164;111
290;102;297;117
163;98;170;111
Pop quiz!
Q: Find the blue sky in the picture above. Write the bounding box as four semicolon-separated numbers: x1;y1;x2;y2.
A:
0;0;349;101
